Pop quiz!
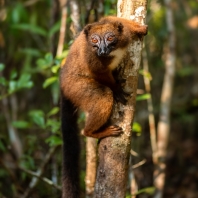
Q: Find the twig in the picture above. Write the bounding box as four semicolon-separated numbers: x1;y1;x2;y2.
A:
21;146;58;198
2;97;22;159
132;159;147;169
142;48;158;163
56;0;68;57
19;167;61;191
130;149;139;157
0;158;24;194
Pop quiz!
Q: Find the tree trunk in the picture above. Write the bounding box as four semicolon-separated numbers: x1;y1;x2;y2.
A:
94;0;148;197
85;137;97;197
154;0;176;197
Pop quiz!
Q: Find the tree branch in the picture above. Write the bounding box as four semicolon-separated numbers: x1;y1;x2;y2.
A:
2;97;22;159
19;166;61;191
21;146;58;198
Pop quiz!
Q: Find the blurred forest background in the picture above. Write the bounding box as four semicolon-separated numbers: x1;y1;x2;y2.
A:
0;0;198;197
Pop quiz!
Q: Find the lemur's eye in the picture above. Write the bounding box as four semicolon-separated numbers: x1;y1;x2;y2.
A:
91;38;98;43
107;36;114;41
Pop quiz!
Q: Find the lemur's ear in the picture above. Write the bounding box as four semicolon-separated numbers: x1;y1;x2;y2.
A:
84;24;92;36
115;22;124;33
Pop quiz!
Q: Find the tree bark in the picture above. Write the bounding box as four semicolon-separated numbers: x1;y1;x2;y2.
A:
94;0;147;197
142;48;157;164
69;0;82;35
56;0;68;56
85;137;97;197
154;0;176;197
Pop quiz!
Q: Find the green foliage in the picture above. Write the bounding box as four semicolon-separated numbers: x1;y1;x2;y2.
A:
12;121;30;129
151;7;166;38
47;107;60;117
45;135;62;146
9;3;28;24
136;93;151;101
36;53;54;71
0;70;34;100
11;23;47;36
132;122;142;134
125;186;155;197
177;66;194;77
43;76;58;88
104;0;117;15
0;140;6;152
46;119;60;134
139;69;152;80
19;48;42;57
0;63;5;71
29;110;45;129
48;21;61;38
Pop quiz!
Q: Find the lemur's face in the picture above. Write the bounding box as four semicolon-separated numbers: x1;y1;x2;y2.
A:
84;23;123;57
90;32;117;56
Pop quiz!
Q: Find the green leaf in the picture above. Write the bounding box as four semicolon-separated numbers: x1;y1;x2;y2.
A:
78;112;85;124
36;54;53;70
177;67;194;77
10;70;18;80
29;110;45;129
48;21;60;37
0;63;5;72
11;3;27;24
12;121;30;129
0;77;7;86
11;24;47;36
44;53;53;65
20;155;35;170
19;48;42;57
47;107;60;117
0;140;6;152
46;136;63;146
132;187;155;196
55;49;69;59
132;122;142;133
43;76;57;88
8;80;17;93
36;58;48;68
136;93;151;101
51;65;60;73
139;69;152;80
17;74;34;89
51;81;60;104
46;119;60;133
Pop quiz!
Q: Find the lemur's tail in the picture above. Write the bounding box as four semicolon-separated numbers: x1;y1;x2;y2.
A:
60;92;80;198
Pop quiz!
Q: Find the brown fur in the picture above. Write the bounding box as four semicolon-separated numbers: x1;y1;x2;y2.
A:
60;16;147;198
60;16;147;139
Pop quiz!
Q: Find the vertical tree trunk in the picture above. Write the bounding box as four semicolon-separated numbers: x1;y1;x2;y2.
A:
56;0;68;56
69;0;82;35
142;48;157;163
85;137;97;197
94;0;147;197
154;0;176;197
